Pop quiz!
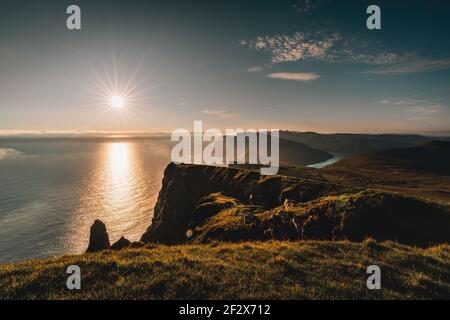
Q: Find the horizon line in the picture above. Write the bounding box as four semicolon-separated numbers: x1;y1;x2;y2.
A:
0;129;449;137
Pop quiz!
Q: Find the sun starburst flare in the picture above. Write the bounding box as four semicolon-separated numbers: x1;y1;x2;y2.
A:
79;56;162;130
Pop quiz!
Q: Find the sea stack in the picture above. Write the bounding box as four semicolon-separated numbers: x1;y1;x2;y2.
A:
86;219;110;252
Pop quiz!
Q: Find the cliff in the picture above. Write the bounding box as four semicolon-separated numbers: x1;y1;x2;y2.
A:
141;163;450;247
141;163;350;244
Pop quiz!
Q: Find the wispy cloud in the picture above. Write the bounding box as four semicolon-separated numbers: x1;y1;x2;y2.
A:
364;57;450;75
247;66;264;72
201;110;240;118
267;72;320;81
244;31;402;66
220;112;240;119
381;98;429;106
293;0;321;13
201;110;226;116
381;97;446;118
241;31;450;75
409;105;442;115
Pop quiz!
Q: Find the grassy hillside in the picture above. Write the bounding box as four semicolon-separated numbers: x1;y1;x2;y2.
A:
1;240;449;300
279;131;439;154
190;190;450;247
330;140;450;176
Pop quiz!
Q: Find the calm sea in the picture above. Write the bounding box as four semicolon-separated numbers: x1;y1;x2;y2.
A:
0;136;172;263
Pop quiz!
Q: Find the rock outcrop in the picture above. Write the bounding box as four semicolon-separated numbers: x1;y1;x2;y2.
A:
111;236;131;250
141;163;450;247
86;220;110;252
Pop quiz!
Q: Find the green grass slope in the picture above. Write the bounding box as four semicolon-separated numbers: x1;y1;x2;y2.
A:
1;241;449;300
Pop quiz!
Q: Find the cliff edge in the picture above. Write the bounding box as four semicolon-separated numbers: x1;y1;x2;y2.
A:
141;163;450;247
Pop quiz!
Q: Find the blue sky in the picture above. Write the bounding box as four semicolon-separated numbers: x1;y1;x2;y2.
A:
0;0;449;134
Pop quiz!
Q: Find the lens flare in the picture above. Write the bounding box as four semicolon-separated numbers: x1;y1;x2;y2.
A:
81;56;160;129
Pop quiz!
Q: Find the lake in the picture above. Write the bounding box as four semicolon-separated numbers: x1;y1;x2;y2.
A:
307;153;344;169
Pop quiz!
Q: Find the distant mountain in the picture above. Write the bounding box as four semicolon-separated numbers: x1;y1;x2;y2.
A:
280;131;450;154
231;133;333;166
330;140;450;176
278;137;333;166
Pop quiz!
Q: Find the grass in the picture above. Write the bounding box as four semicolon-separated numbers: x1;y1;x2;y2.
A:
0;240;449;300
188;189;450;247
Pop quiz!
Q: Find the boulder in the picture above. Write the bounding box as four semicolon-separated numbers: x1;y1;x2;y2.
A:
111;236;131;250
86;219;110;252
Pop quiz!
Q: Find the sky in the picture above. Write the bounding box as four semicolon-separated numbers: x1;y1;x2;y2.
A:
0;0;449;134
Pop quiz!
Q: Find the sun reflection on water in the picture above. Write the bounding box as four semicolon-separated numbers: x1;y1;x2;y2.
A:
70;142;154;253
104;143;136;223
109;143;130;173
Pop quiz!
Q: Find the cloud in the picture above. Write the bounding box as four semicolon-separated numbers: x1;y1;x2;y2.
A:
293;0;321;13
345;52;406;65
201;110;227;116
0;148;25;160
250;32;410;67
252;32;339;64
247;66;264;72
364;57;450;75
220;112;241;119
267;72;320;81
409;105;442;115
381;98;429;106
201;110;241;118
242;31;450;75
381;97;446;117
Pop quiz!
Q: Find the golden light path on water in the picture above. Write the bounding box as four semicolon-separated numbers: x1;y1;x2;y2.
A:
69;142;157;253
63;58;165;253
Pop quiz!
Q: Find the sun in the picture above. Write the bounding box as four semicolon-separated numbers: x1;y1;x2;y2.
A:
111;96;125;108
83;58;155;128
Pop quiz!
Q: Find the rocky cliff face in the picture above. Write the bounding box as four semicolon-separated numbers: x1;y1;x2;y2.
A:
141;163;450;247
141;163;349;244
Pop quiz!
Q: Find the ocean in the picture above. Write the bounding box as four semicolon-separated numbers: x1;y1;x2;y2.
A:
0;136;172;263
0;135;340;264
